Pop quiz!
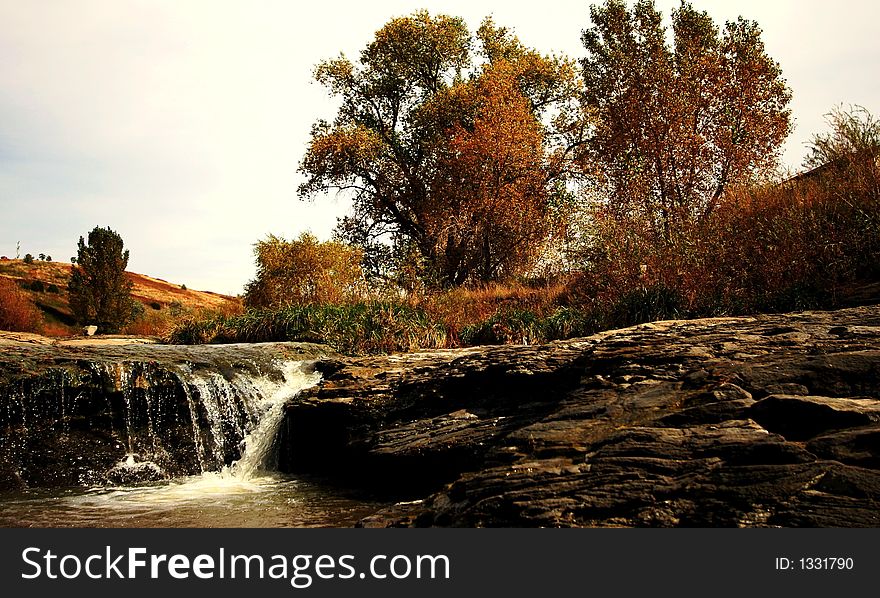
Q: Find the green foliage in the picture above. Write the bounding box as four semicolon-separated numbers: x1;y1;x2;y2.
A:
604;285;684;328
171;302;447;355
150;301;162;310
28;280;45;293
46;284;60;294
459;306;597;346
67;226;136;334
130;300;146;322
23;254;34;264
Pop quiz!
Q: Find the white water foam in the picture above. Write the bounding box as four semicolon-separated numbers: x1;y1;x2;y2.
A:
91;360;321;506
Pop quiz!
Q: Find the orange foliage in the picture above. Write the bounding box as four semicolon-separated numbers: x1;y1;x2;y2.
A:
428;62;550;284
0;277;42;332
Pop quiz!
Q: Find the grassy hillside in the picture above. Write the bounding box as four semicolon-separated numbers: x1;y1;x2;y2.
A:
0;259;238;337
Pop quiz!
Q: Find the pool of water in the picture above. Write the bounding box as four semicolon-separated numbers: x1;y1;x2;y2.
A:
0;474;386;528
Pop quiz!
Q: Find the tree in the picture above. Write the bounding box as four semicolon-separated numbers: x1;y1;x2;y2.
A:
244;233;366;307
23;254;34;264
581;0;791;240
299;11;588;287
428;62;551;283
68;226;135;333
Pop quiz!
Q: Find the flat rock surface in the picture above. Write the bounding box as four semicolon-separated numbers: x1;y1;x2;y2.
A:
283;305;880;527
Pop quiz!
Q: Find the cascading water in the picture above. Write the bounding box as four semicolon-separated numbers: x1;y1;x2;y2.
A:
0;350;384;527
103;359;321;483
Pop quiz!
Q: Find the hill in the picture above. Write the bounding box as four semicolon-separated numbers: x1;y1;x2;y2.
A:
0;258;238;336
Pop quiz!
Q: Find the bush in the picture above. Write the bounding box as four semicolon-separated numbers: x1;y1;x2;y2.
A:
23;254;34;264
46;284;60;294
244;233;366;308
150;301;162;310
28;280;45;293
0;278;42;332
124;310;174;337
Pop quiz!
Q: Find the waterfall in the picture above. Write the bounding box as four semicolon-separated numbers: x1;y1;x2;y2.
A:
0;346;387;528
107;360;321;483
0;353;322;490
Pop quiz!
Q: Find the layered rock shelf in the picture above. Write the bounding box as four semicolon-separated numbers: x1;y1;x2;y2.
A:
280;305;880;527
4;305;880;526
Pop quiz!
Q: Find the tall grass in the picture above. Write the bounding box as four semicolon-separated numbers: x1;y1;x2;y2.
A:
170;302;448;354
573;158;880;318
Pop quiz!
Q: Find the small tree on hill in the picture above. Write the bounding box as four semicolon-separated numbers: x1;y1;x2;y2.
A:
68;226;135;333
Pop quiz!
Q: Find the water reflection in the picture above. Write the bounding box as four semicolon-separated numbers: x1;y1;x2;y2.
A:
0;474;384;528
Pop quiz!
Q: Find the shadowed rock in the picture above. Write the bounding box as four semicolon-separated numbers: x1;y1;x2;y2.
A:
279;304;880;527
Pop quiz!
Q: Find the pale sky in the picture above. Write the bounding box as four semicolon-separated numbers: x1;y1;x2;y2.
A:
1;1;878;295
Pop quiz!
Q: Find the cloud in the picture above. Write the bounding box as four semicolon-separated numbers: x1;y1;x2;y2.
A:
1;1;878;292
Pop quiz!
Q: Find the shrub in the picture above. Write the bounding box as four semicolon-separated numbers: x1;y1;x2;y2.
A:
28;280;45;293
0;277;42;332
244;233;366;308
169;301;185;317
124;310;175;337
46;284;60;294
150;301;162;310
23;254;34;264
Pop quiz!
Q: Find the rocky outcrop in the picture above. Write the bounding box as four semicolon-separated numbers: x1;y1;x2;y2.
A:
280;305;880;527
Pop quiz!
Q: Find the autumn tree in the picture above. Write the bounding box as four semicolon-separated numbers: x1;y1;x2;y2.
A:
427;62;550;283
581;0;792;240
68;226;135;333
243;233;365;307
299;11;588;287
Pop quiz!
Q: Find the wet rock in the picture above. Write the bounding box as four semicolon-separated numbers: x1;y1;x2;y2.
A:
105;457;166;485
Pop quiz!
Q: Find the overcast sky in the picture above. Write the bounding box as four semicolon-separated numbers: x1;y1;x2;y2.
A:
1;1;878;295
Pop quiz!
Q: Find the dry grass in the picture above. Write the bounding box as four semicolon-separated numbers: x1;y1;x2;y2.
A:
573;158;880;321
0;259;240;336
420;280;569;342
